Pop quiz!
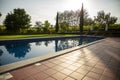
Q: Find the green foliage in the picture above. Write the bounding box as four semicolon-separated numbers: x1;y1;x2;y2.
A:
59;22;69;33
4;8;31;33
27;27;37;33
0;25;6;33
83;26;90;31
34;21;43;32
109;24;120;30
93;24;104;30
84;18;94;26
94;10;117;25
43;20;50;33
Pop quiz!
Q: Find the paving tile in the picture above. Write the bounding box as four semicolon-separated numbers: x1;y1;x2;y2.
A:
52;65;65;71
44;77;56;80
67;65;79;71
82;76;96;80
94;64;106;70
83;62;96;67
69;72;84;80
80;65;93;71
21;66;41;76
10;69;29;80
77;61;86;64
100;75;117;80
23;77;34;80
64;60;74;65
50;59;63;64
60;68;73;75
7;77;15;80
102;70;117;79
33;72;49;80
44;68;57;75
51;72;67;80
59;58;68;62
72;62;83;67
76;68;89;75
64;76;76;80
86;71;101;80
42;61;56;67
59;63;70;67
91;67;104;74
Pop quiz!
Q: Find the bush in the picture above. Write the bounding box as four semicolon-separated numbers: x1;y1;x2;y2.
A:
109;24;120;31
83;26;90;31
0;25;6;33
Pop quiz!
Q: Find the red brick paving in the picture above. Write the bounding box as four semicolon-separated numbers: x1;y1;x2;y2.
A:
8;38;120;80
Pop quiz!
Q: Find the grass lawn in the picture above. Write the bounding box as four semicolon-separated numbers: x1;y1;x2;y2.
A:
0;34;79;40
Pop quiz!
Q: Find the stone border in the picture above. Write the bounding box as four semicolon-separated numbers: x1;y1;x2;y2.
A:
0;38;105;74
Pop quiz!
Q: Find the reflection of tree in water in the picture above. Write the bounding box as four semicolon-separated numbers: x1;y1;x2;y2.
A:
35;40;52;47
56;38;80;51
5;43;31;58
0;49;3;66
35;41;42;46
44;40;52;47
82;37;96;45
0;49;3;56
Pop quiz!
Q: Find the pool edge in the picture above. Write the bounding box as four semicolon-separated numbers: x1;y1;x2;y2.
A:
0;38;105;74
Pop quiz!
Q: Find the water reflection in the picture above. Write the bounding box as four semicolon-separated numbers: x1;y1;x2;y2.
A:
1;37;99;58
0;49;3;65
35;42;42;46
0;49;3;56
55;38;80;51
0;36;102;66
4;43;31;58
44;41;52;47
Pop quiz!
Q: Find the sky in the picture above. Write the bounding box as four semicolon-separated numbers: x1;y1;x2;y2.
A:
0;0;120;26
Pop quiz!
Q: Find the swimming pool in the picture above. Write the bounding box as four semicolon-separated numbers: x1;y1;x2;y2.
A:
0;36;103;66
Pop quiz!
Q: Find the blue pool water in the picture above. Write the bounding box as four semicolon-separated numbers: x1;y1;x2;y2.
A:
0;36;103;66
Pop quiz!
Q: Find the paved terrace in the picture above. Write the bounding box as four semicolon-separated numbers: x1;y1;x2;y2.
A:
2;38;120;80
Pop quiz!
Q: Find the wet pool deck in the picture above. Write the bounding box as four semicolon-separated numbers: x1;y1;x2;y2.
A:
2;37;120;80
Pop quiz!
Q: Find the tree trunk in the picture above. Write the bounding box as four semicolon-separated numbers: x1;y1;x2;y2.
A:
105;23;108;31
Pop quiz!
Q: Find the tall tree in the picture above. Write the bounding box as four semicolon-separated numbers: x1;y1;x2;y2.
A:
55;12;59;33
4;8;31;33
94;10;117;31
0;12;1;17
79;3;84;34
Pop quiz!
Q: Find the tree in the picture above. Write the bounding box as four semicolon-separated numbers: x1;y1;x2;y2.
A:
60;21;69;32
4;8;31;33
79;3;84;34
35;21;43;28
34;21;43;32
57;5;89;33
43;20;50;33
94;10;117;31
0;12;1;17
55;12;59;33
